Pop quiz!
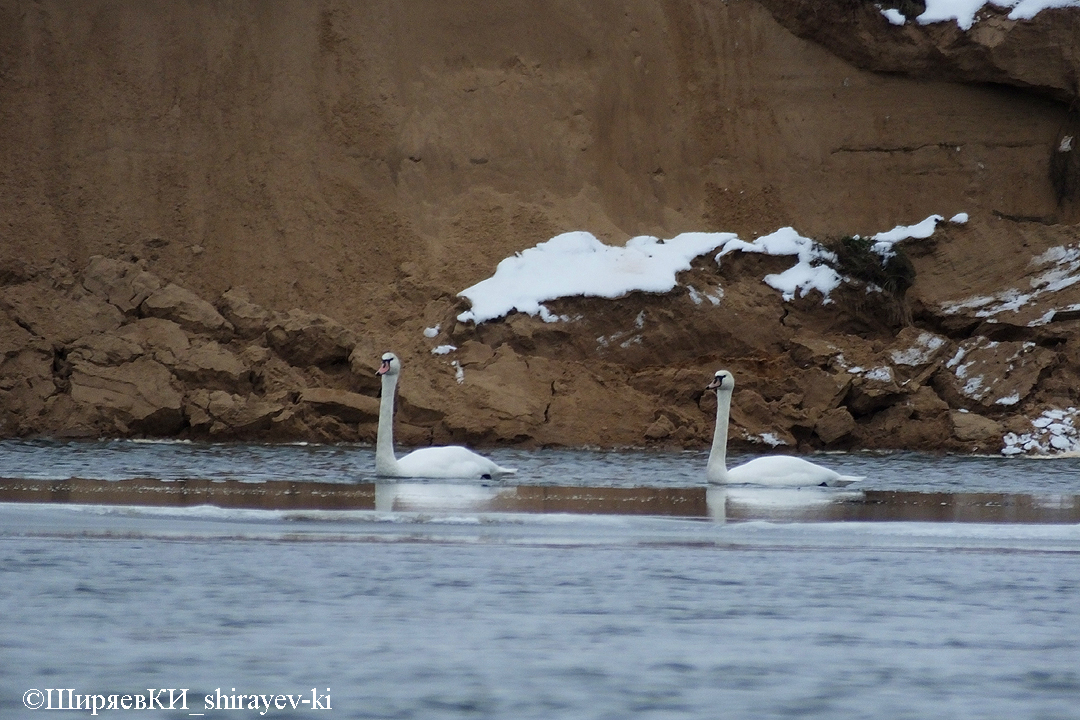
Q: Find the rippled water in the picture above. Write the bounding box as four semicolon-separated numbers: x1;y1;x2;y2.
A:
2;440;1079;719
3;437;1080;492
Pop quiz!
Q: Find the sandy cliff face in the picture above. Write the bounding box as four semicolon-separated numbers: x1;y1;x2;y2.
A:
2;0;1079;455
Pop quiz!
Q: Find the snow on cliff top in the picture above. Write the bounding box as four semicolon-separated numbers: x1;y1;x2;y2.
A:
456;214;966;324
456;231;736;324
881;0;1080;30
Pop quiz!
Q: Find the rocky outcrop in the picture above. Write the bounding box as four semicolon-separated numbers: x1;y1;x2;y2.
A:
757;1;1080;103
218;287;273;340
68;357;185;435
3;232;1080;455
2;279;124;345
0;257;377;441
82;256;162;315
141;284;234;340
298;388;380;424
266;310;357;368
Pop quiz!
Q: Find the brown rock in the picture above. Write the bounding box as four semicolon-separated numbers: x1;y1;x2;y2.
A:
859;399;957;451
81;256;162;314
846;366;904;416
184;389;214;432
951;411;1004;443
815;407;856;444
116;319;191;366
257;356;313;395
68;357;184;434
908;385;950;419
1;312;45;359
218;287;272;339
456;340;495;367
799;367;851;417
644;414;676;440
299;388;380;423
267;309;356;367
933;337;1056;410
67;332;145;366
0;348;55;433
172;340;250;391
0;258;36;286
201;391;288;435
142;284;234;339
888;328;950;369
758;0;1080;103
240;345;273;366
729;388;798;447
439;346;547;441
789;334;844;369
887;327;951;385
2;281;124;345
348;343;379;379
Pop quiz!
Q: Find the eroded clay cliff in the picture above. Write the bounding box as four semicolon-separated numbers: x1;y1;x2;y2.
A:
2;0;1080;455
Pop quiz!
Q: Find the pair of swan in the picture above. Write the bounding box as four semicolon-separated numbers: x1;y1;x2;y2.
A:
375;352;861;486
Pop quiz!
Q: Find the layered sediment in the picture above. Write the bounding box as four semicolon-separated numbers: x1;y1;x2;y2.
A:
2;0;1079;455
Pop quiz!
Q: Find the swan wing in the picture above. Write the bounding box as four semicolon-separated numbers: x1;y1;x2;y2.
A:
727;456;862;487
396;446;516;479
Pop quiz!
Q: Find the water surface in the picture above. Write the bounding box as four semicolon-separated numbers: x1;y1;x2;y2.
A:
2;440;1079;719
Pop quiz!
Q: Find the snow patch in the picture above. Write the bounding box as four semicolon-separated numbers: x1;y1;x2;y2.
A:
1002;407;1080;456
863;366;896;383
687;285;721;306
745;432;789;447
871;214;943;262
942;244;1080;322
431;344;457;355
457;231;735;324
717;227;843;303
890;332;947;366
457;215;959;325
880;6;907;24
916;0;1080;31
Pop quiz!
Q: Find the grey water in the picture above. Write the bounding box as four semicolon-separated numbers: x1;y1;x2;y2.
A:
2;440;1080;719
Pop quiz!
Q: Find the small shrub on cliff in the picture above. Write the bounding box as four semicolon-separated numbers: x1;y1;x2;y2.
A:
827;235;915;298
825;235;916;327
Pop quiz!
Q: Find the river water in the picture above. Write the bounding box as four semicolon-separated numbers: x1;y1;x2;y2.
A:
2;440;1079;719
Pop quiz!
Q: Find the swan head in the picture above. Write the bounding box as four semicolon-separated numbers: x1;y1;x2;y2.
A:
706;369;734;393
376;352;401;377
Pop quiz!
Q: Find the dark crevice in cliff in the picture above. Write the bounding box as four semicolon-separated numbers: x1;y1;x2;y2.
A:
991;210;1060;225
1050;101;1080;205
833;141;1043;154
51;347;71;393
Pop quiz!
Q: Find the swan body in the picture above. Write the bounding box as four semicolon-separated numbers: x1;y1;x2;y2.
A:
375;352;516;479
706;370;863;487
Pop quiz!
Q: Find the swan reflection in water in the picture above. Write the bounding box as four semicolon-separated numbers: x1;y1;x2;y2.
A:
708;486;867;524
374;482;866;524
3;478;1077;524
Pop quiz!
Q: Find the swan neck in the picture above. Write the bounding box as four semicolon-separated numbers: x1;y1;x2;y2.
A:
375;372;399;474
707;387;731;482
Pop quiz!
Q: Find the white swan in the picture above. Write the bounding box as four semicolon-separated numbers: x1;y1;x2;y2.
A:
706;370;863;487
375;352;517;479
